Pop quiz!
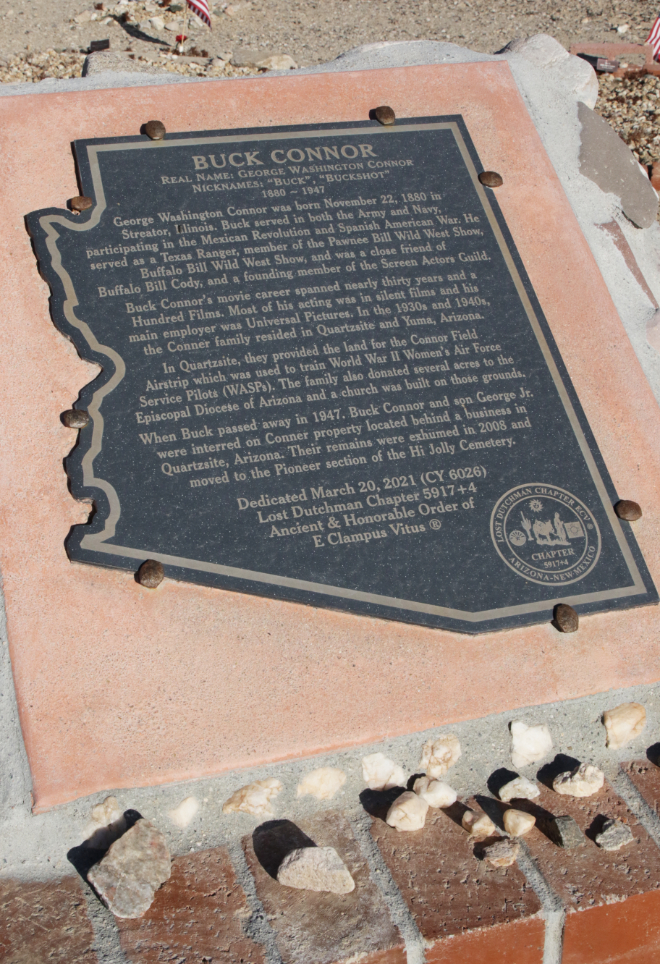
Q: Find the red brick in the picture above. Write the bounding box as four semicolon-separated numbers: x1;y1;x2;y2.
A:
0;876;97;964
243;809;405;964
118;846;265;964
519;782;660;964
623;759;660;812
369;798;544;964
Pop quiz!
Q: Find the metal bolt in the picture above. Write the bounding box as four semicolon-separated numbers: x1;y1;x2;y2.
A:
61;409;90;429
373;105;395;126
70;196;93;213
615;499;642;521
137;559;165;589
554;603;579;633
144;120;166;141
479;171;504;188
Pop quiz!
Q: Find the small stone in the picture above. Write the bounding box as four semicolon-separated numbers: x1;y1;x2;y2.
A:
257;54;297;70
595;817;634;851
222;778;283;816
149;15;165;30
74;10;94;23
603;701;646;749
419;734;461;779
91;796;123;827
544;814;585;849
70;195;93;212
462;809;496;838
84;796;127;849
386;791;429;831
165;20;183;31
510;721;553;768
553;762;604;797
503;809;536;837
144;120;166;140
361;752;405;791
413;776;457;808
554;603;579;632
296;767;346;800
483;838;520;867
498;776;540;803
88;819;171;919
373;105;395;126
136;559;164;588
614;500;642;522
210;57;226;67
479;171;503;187
168;796;199;828
62;408;90;428
277;846;355;893
230;48;262;67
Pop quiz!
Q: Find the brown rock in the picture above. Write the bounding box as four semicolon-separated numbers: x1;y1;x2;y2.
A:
479;170;504;187
118;846;264;964
483;838;520;867
554;603;579;633
614;499;642;521
61;409;90;429
137;560;164;589
88;819;171;918
373;105;395;126
70;196;93;212
0;877;97;964
144;120;166;140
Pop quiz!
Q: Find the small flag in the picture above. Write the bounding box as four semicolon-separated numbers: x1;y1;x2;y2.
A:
646;13;660;60
187;0;211;28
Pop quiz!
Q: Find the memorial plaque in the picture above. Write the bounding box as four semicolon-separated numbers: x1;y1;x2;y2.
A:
27;117;657;633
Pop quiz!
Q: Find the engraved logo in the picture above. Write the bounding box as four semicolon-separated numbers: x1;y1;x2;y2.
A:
490;484;601;586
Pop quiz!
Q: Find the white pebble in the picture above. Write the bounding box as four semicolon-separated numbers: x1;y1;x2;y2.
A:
277;846;355;894
603;702;646;750
386;791;429;831
362;752;406;791
499;776;540;803
510;721;553;768
419;734;461;779
168;796;199;828
296;767;346;800
222;778;283;815
553;763;604;797
462;810;496;838
413;776;457;808
503;809;536;837
90;795;122;828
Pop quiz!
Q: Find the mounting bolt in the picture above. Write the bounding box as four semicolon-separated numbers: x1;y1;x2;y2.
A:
372;105;396;126
554;603;579;633
144;120;166;140
137;559;165;588
479;171;504;188
614;500;642;521
61;409;90;429
70;196;93;213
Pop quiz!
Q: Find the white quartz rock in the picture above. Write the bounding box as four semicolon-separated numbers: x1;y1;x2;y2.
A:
277;846;355;893
386;791;429;831
297;767;346;800
222;778;283;815
362;752;406;791
603;702;646;750
510;721;553;768
553;763;605;797
462;810;496;838
168;796;199;828
503;809;536;837
499;776;540;803
413;776;457;809
419;734;461;779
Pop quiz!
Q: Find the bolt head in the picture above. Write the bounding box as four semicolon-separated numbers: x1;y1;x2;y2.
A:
137;559;165;588
61;409;90;429
144;120;166;141
479;171;504;188
373;105;396;126
554;603;579;633
70;196;93;212
615;499;642;521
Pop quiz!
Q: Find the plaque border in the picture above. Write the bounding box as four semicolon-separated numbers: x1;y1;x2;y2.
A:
27;117;657;631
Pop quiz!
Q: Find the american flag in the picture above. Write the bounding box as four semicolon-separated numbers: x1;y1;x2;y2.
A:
187;0;211;28
647;13;660;60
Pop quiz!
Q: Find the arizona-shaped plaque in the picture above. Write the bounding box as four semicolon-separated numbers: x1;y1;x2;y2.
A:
27;117;657;633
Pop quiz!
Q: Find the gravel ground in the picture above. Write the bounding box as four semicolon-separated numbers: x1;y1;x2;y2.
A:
0;0;659;166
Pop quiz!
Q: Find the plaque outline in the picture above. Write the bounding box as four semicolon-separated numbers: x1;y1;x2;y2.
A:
28;117;655;630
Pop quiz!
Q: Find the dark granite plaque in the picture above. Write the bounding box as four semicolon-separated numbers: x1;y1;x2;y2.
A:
27;117;657;633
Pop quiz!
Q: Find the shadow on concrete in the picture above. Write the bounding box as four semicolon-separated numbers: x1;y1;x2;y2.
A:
646;743;660;766
486;768;520;800
359;787;404;822
67;809;142;884
252;819;316;880
537;754;581;790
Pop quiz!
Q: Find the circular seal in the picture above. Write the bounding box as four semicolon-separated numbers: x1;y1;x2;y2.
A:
490;484;601;586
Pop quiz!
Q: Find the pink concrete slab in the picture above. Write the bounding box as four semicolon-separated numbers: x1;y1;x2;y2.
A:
1;64;660;810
